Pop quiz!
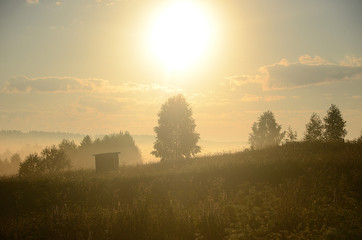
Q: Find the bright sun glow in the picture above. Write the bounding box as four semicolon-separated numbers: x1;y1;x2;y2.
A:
148;1;213;72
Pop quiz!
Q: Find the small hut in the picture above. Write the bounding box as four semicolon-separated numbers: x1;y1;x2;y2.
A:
93;152;120;172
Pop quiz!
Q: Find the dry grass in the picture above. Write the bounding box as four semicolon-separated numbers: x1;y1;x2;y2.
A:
0;142;361;239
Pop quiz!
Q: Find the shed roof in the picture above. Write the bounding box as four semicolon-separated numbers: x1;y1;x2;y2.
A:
93;152;120;157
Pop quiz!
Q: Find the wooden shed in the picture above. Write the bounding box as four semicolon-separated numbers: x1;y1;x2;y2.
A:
93;152;120;172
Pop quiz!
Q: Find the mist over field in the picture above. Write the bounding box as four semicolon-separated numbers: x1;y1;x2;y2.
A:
0;130;247;175
1;0;362;238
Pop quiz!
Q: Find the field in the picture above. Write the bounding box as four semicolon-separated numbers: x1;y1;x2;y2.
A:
1;142;361;239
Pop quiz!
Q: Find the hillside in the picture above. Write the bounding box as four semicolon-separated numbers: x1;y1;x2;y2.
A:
0;142;361;239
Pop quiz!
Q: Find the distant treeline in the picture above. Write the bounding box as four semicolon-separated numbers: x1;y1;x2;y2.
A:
0;153;21;176
0;131;143;176
62;131;142;169
0;130;85;141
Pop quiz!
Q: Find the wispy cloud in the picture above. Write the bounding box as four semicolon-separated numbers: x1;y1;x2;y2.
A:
1;76;183;94
77;96;126;113
26;0;39;5
264;95;287;102
340;56;362;67
95;0;125;7
224;75;263;91
298;54;332;66
2;76;110;93
240;94;262;102
121;82;183;94
352;95;362;100
241;94;286;102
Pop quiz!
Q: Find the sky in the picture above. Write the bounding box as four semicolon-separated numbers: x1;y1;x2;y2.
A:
1;0;362;145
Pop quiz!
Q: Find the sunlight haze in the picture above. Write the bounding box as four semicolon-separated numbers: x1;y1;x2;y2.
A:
147;0;214;73
0;0;361;151
1;1;362;237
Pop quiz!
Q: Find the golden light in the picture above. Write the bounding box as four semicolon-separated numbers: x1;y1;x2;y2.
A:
148;1;213;73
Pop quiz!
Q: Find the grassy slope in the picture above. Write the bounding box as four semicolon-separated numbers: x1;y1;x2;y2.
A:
0;142;361;239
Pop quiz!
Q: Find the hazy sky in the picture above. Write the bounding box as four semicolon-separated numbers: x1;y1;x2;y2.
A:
1;0;362;143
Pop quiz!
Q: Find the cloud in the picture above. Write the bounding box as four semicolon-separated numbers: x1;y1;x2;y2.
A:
264;95;287;102
240;94;262;102
95;0;125;7
224;75;264;91
227;55;362;91
264;62;362;90
121;82;183;94
1;76;183;94
26;0;39;4
1;76;111;93
264;55;362;90
298;54;331;65
340;56;362;67
241;94;286;102
77;96;126;113
48;25;65;31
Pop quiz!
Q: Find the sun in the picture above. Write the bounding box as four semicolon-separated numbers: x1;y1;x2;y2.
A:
148;1;213;73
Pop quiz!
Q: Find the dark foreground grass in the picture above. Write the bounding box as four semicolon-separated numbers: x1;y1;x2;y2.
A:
0;142;361;239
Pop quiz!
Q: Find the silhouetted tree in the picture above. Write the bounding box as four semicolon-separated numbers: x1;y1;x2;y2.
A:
285;126;298;143
41;146;71;173
91;131;142;165
249;111;285;149
304;113;324;142
323;104;347;142
80;135;92;148
0;153;22;175
58;139;77;152
152;94;200;161
18;153;43;177
357;130;362;143
18;146;70;176
10;153;21;166
68;132;142;168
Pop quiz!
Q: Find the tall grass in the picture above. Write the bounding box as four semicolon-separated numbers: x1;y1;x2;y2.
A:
0;142;361;239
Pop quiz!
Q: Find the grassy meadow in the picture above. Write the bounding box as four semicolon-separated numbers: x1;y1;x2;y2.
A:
0;142;361;239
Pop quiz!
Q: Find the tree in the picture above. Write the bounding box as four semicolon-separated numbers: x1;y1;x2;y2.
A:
41;146;71;173
357;130;362;143
0;153;22;176
248;111;285;149
152;94;200;161
18;146;71;177
304;113;324;142
80;135;92;148
91;131;142;165
285;126;298;143
18;153;44;177
70;132;142;168
10;153;21;166
58;139;77;152
323;104;347;142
